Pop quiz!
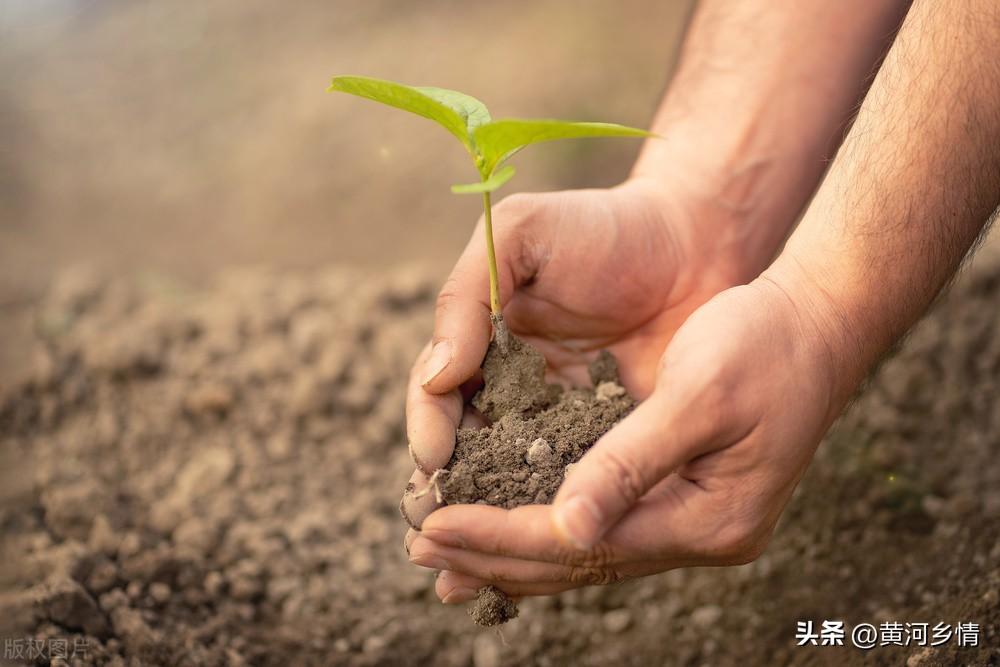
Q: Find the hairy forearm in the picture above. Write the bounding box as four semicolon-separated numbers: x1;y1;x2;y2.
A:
773;0;1000;405
633;0;911;269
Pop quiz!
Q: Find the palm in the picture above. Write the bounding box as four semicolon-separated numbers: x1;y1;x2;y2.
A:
499;182;731;396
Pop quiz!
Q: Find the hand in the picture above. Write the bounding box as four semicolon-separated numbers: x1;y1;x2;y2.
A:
408;265;858;603
400;174;795;597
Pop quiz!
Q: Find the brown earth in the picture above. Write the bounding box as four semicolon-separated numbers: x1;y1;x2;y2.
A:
435;337;635;626
440;338;634;510
0;254;998;666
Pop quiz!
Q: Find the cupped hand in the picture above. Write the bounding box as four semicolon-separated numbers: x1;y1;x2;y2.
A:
400;175;759;522
399;175;806;599
407;265;860;603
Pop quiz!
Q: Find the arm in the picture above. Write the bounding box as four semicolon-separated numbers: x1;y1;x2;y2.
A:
772;0;1000;402
632;0;912;278
408;0;1000;601
548;0;1000;553
402;0;912;535
409;0;914;409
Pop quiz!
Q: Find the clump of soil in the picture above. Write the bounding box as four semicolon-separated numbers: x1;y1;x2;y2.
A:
469;586;520;627
435;336;635;625
441;338;634;509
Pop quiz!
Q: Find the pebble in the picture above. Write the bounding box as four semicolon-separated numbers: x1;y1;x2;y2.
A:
172;518;218;553
602;609;632;633
525;438;554;466
89;514;121;556
175;446;236;500
348;549;375;577
149;582;171;604
362;636;387;654
87;558;120;593
691;604;723;628
37;577;110;637
99;589;129;612
185;382;234;415
265;432;294;461
595;381;626;402
204;571;225;596
118;532;142;559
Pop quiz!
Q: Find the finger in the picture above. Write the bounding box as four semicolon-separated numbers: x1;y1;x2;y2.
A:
422;481;709;566
399;469;443;530
421;504;626;566
421;195;540;394
406;343;463;472
435;570;576;604
410;534;642;586
550;388;708;549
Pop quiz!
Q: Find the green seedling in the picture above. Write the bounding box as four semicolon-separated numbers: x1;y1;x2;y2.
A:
328;75;651;354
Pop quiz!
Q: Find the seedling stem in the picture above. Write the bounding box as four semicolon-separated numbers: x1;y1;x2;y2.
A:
481;191;509;354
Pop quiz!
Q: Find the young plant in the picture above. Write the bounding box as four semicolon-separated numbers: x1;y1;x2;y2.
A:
328;75;651;354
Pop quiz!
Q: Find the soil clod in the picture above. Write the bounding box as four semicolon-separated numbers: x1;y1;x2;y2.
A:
443;336;636;624
469;586;520;627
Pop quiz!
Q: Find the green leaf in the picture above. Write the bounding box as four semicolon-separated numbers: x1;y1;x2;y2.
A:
451;165;516;194
415;86;491;134
328;75;489;154
474;119;652;176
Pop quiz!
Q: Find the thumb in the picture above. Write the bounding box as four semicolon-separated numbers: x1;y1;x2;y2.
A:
551;390;696;549
421;194;540;394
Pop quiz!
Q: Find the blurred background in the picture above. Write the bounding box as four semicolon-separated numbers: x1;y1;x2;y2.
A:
0;0;694;381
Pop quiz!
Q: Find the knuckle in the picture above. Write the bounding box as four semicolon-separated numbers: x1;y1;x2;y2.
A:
567;565;625;586
434;276;463;317
553;541;616;569
483;566;514;584
580;541;617;569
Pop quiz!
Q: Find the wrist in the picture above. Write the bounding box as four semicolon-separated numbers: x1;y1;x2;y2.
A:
757;252;872;420
629;117;812;280
623;149;788;289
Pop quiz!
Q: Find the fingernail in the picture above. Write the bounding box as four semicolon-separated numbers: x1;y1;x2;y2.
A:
442;586;478;604
552;495;603;550
421;340;453;386
409;553;450;570
420;528;467;549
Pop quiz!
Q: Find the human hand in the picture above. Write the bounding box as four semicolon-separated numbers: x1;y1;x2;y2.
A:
407;263;862;602
400;173;795;582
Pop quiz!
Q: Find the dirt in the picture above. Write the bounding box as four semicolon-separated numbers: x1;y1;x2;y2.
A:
1;257;998;666
441;336;635;510
434;335;634;625
468;587;520;628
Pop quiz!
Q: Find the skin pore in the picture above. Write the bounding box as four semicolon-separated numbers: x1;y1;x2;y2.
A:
402;0;1000;604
